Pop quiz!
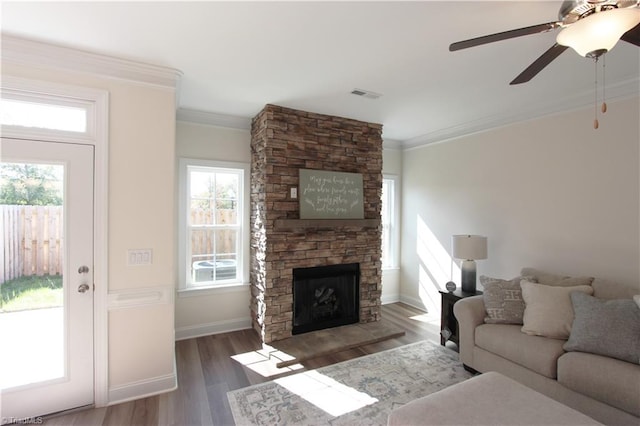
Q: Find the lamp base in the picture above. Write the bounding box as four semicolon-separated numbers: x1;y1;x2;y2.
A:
461;260;477;294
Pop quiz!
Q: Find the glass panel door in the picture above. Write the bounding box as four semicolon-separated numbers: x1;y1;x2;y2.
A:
0;139;94;422
0;163;65;389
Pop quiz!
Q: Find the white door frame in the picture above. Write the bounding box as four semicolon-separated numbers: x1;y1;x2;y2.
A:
1;76;110;407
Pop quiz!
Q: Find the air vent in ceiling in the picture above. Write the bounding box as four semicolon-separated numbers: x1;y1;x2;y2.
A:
351;88;382;100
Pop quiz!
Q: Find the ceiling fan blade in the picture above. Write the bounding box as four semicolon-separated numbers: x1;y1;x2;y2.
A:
510;43;569;85
449;22;560;51
621;22;640;47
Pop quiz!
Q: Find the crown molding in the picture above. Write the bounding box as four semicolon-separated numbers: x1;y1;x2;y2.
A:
382;138;403;149
177;107;407;145
1;33;182;89
402;76;640;149
176;107;251;130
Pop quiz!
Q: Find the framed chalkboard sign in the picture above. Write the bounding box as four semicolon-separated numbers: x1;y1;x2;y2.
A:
299;169;364;219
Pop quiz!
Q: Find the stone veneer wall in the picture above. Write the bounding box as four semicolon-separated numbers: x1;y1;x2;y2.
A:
250;104;383;343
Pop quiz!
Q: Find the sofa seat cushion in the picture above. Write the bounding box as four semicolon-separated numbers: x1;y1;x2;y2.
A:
558;352;640;417
475;324;565;378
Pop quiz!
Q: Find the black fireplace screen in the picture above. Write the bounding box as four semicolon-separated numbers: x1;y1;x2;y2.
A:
292;263;360;335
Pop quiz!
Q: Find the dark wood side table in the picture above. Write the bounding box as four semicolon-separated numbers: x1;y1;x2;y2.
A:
439;288;483;346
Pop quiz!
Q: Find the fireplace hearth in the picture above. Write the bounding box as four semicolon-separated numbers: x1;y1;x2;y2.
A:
293;263;360;335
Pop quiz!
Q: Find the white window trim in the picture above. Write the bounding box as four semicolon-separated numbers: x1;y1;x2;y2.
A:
382;174;400;270
178;158;250;295
1;81;100;144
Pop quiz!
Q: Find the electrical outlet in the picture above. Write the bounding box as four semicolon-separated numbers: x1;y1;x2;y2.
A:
127;249;152;266
291;187;298;199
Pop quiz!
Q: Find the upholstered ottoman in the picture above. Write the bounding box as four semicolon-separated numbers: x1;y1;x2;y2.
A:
387;372;602;425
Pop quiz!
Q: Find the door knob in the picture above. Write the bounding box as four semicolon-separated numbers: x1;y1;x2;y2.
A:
78;283;91;293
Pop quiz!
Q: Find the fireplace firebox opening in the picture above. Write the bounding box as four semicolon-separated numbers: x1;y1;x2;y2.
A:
292;263;360;335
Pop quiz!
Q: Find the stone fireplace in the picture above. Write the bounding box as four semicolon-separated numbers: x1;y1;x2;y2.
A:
250;104;383;343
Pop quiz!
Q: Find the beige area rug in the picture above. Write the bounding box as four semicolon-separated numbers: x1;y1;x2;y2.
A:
227;340;473;425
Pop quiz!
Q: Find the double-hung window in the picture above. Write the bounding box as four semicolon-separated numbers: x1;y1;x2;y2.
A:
179;159;249;291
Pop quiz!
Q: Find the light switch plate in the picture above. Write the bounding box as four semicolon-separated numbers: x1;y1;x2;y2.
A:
127;249;152;266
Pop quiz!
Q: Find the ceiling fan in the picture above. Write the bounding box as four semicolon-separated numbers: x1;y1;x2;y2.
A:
449;0;640;85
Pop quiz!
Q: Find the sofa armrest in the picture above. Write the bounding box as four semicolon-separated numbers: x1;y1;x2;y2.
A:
453;295;485;368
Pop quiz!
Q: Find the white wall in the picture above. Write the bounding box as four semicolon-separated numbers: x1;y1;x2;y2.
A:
400;96;640;314
174;121;253;339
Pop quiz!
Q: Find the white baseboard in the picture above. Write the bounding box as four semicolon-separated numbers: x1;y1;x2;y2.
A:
108;371;177;406
175;317;252;341
381;293;400;305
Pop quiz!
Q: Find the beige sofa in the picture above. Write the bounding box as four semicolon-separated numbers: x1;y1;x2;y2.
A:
454;268;640;426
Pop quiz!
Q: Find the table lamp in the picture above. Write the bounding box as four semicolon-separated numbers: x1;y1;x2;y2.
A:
452;235;487;293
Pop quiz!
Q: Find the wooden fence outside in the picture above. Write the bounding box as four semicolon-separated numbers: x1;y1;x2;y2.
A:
190;208;236;259
0;206;235;284
1;205;63;284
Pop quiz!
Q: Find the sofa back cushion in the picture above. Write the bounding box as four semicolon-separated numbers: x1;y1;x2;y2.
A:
520;268;594;287
520;267;639;299
591;278;639;300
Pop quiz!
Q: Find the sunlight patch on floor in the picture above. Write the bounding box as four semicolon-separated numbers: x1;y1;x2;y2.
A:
409;312;439;324
275;370;378;417
230;345;304;378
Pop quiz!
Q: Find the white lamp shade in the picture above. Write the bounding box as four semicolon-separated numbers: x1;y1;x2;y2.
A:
556;8;640;57
452;235;487;260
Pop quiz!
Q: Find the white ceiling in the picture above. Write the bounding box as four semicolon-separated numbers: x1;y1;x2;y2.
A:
2;1;639;147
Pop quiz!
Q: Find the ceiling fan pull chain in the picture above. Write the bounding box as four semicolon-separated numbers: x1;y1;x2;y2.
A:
601;54;607;114
594;57;599;130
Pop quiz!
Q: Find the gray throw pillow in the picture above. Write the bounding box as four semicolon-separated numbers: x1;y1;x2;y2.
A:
564;292;640;364
481;275;534;325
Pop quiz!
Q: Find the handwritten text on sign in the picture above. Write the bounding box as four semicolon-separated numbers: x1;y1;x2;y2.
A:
299;169;364;219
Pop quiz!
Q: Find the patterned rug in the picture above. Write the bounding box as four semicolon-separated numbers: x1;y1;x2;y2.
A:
227;340;473;425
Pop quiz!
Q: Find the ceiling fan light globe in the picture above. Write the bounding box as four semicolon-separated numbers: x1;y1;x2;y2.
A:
556;8;640;57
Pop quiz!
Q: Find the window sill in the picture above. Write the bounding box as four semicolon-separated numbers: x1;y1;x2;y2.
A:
177;282;250;298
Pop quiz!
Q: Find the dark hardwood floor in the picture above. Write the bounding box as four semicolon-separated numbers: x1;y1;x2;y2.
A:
43;303;446;426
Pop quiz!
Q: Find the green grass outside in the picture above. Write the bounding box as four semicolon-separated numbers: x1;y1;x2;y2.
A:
0;275;63;312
